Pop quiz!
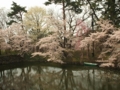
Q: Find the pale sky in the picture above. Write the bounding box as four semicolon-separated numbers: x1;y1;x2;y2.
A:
0;0;50;9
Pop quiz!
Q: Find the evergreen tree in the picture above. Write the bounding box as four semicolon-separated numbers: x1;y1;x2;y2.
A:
102;0;120;27
7;1;27;26
64;0;120;27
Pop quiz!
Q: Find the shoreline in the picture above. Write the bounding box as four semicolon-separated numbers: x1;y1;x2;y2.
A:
0;55;119;70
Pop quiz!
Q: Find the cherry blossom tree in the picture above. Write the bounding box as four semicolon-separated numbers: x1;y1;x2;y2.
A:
75;19;120;67
31;8;91;62
32;31;64;63
0;29;11;55
7;23;33;56
0;23;33;56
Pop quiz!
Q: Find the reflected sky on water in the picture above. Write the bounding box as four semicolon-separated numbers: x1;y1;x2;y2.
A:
0;63;120;90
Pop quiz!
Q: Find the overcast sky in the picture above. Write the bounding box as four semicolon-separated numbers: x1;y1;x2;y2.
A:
0;0;51;9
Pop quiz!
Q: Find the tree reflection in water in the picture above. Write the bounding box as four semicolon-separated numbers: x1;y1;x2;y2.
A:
0;65;120;90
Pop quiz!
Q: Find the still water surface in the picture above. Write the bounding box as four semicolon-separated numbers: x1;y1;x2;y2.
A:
0;62;120;90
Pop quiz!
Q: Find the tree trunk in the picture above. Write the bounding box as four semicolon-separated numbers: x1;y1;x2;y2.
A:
0;49;1;55
92;41;95;57
0;45;1;55
87;0;99;20
62;0;66;31
62;0;66;48
91;13;94;31
87;44;90;58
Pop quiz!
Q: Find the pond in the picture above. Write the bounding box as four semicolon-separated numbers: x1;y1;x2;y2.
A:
0;62;120;90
